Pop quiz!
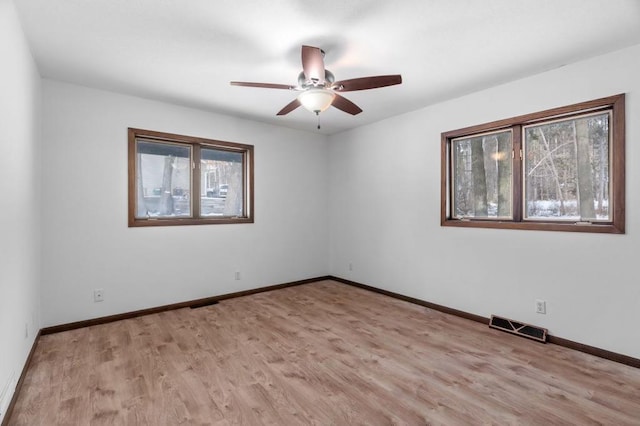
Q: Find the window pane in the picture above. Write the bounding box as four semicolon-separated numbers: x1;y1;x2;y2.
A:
135;140;191;218
523;112;610;221
451;131;512;219
200;148;244;217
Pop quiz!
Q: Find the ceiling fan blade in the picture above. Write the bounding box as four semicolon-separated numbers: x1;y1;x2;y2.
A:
301;45;325;85
276;99;301;116
332;75;402;92
331;94;363;115
230;81;295;90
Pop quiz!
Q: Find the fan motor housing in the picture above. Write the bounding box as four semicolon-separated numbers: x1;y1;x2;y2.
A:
298;70;335;88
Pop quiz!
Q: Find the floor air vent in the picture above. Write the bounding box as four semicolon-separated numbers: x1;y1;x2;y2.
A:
489;315;547;343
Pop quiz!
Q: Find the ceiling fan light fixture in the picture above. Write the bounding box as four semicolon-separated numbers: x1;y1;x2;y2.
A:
231;45;402;121
298;88;335;114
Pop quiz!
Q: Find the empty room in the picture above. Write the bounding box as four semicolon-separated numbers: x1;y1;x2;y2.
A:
2;0;640;424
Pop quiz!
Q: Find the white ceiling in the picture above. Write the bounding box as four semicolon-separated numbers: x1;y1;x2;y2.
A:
14;0;640;135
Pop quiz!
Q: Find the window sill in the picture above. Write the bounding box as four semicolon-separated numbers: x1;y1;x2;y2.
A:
129;217;254;227
441;218;624;234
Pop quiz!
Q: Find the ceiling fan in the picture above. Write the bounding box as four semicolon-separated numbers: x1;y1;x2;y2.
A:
230;45;402;121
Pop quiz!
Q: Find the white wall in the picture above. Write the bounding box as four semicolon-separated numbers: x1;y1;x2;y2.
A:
41;81;329;327
3;10;638;413
329;44;640;359
0;0;42;421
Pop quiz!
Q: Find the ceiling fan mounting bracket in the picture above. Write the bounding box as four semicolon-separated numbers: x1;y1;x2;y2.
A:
297;70;335;89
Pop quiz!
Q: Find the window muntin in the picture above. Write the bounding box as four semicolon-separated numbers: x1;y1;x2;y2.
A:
451;130;513;220
441;94;624;234
523;111;611;222
129;128;254;227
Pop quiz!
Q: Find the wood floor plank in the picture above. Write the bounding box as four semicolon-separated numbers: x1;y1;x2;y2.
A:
7;280;640;425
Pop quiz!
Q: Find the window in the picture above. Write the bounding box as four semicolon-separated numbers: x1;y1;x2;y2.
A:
128;128;254;226
441;94;625;233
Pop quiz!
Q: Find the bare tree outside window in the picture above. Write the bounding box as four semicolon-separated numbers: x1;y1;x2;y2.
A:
135;141;191;219
524;112;610;222
452;131;512;219
200;148;244;217
128;128;254;227
441;94;624;234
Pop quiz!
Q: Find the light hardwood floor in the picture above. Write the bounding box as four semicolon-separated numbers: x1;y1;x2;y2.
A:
8;280;640;425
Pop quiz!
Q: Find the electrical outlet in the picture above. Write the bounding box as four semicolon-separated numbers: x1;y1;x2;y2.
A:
234;271;241;280
93;288;104;303
535;299;546;314
348;262;353;271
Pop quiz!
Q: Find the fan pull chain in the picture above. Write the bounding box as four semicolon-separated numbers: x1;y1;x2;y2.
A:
316;111;321;130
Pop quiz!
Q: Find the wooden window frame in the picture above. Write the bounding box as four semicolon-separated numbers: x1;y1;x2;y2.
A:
441;94;625;234
128;128;254;227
